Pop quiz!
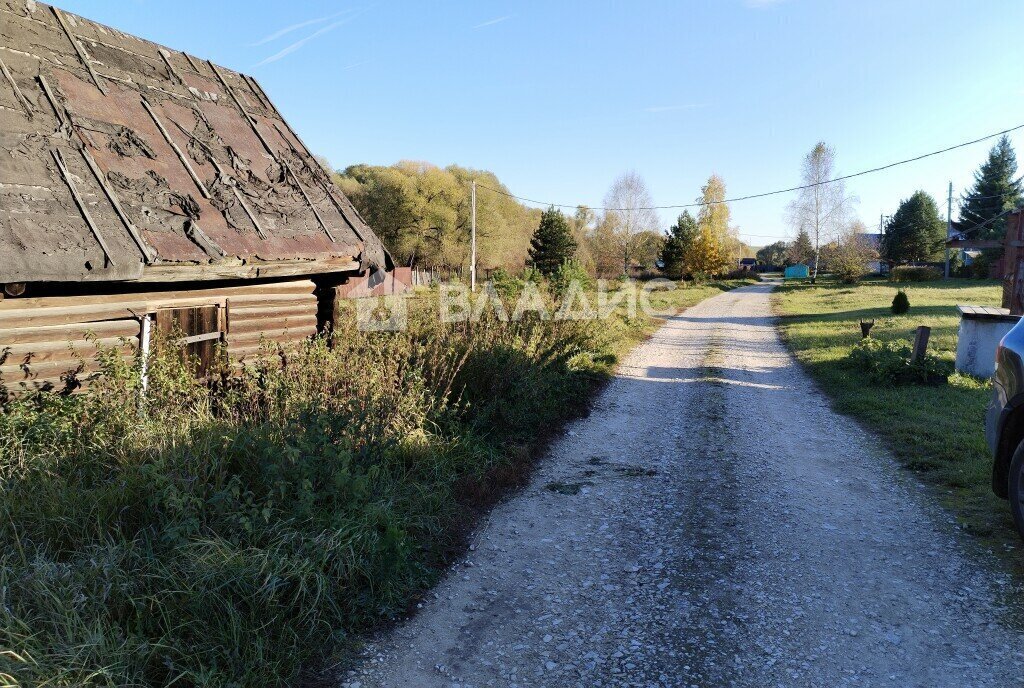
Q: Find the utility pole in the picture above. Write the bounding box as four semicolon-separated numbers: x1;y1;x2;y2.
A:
944;181;953;279
470;180;477;292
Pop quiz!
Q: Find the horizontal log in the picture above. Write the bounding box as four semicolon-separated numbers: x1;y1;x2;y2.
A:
0;319;140;346
0;354;130;381
227;333;312;354
3;376;95;395
226;327;315;347
227;302;317;318
228;315;318;336
1;336;135;365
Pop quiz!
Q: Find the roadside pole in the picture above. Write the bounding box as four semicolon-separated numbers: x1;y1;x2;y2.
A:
471;181;477;292
945;181;952;279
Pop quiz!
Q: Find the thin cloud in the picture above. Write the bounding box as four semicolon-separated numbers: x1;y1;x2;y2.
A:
644;104;707;114
254;8;371;67
249;9;357;47
473;15;513;29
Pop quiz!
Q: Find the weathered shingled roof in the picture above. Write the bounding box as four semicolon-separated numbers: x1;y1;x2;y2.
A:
0;0;390;284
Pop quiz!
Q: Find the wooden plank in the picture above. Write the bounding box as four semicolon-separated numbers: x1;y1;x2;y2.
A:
51;6;107;95
911;326;931;363
78;143;157;263
182;52;204;74
137;258;358;282
157;48;185;86
179;331;221;345
286;162;335;241
37;74;68;128
0;55;33;118
52;148;115;267
140;96;211;200
207;60;276;157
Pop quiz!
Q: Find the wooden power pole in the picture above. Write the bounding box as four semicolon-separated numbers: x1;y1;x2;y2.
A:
944;181;953;279
471;181;477;292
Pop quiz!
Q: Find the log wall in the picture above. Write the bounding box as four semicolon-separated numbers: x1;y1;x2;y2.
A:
0;279;318;393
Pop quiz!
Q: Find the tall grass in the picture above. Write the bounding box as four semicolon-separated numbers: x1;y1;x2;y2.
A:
0;292;624;686
0;280;750;686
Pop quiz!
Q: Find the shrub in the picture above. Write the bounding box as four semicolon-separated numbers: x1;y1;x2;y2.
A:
890;265;941;282
969;249;997;279
848;337;951;385
550;259;594;298
891;289;910;314
488;267;525;298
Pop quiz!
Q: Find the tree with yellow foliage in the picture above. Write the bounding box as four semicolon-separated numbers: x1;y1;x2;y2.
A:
684;174;734;277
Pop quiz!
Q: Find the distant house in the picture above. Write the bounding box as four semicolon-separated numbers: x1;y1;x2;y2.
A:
738;257;757;271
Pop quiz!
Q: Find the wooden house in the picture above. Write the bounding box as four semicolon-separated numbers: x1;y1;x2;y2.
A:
0;1;409;393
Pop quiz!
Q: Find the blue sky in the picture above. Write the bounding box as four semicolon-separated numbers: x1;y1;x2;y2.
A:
61;0;1024;246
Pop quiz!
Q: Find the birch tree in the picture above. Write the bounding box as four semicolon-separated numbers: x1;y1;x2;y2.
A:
603;172;660;275
787;142;852;281
686;174;733;277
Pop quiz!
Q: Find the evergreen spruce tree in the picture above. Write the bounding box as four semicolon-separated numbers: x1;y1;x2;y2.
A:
960;135;1023;239
660;211;698;279
528;206;577;275
881;191;946;264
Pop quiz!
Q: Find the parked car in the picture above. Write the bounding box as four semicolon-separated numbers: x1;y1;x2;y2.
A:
987;319;1024;537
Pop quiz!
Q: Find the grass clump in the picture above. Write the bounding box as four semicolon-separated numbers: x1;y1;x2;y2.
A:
848;337;951;385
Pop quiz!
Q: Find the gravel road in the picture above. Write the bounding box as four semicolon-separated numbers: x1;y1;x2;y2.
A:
341;280;1024;687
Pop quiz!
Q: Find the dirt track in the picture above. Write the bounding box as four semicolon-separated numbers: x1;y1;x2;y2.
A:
341;281;1024;687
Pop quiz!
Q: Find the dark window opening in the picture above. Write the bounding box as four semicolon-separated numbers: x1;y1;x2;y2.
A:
154;305;221;377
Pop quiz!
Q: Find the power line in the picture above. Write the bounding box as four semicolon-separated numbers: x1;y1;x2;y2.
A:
477;122;1024;211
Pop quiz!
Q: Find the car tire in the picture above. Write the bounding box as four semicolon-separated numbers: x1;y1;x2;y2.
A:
1009;440;1024;539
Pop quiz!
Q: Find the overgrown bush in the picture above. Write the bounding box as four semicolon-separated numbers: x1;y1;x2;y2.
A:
848;337;951;385
550;259;594;298
0;297;614;687
488;267;525;298
891;289;910;314
890;265;941;282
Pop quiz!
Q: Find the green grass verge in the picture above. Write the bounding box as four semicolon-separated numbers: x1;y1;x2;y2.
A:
0;277;749;687
774;276;1022;554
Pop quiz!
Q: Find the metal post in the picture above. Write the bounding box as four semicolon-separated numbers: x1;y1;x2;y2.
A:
470;181;477;292
945;181;953;279
139;314;152;398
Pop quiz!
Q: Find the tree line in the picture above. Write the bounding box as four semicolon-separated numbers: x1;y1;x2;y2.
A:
746;135;1022;282
336;163;752;279
334;135;1021;283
